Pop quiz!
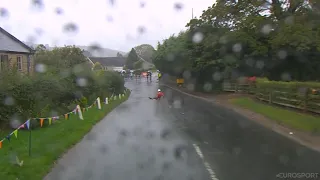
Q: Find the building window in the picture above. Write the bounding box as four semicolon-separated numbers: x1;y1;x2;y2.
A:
0;54;8;71
17;56;22;70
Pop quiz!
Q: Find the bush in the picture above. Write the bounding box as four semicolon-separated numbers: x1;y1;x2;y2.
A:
0;46;125;129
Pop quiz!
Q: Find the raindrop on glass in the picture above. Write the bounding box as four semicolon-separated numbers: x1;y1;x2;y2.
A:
10;116;21;129
183;70;191;79
192;32;203;44
76;77;88;87
284;16;294;24
0;8;9;19
63;23;78;35
203;82;212;92
35;63;47;73
4;96;15;106
281;72;291;81
174;3;183;10
186;83;195;91
137;26;146;34
166;54;175;61
232;43;242;53
174;145;188;160
256;60;264;69
261;24;273;35
108;0;115;6
35;28;43;36
31;0;44;10
277;50;287;59
106;15;113;22
140;2;145;8
55;7;63;15
88;43;102;52
212;72;222;81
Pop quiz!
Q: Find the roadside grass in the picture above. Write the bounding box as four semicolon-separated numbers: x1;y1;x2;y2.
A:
0;92;130;180
230;97;320;132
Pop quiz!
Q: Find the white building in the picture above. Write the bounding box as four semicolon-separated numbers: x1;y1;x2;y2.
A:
88;57;126;72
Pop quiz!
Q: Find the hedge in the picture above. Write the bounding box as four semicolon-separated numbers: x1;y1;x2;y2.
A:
0;46;125;129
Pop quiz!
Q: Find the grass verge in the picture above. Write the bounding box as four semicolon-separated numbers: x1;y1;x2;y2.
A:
0;91;130;180
230;97;320;132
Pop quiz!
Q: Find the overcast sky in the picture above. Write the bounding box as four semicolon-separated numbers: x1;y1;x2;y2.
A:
0;0;215;52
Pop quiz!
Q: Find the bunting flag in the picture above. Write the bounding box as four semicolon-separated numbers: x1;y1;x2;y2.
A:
0;95;116;150
76;105;84;120
26;119;30;129
13;130;18;138
6;135;10;141
40;118;44;127
97;97;101;110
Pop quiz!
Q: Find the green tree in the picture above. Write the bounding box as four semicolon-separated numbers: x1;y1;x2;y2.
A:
125;48;139;69
134;44;155;63
133;60;143;69
152;0;320;92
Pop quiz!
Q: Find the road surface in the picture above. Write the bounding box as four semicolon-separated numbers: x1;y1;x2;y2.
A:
45;78;320;180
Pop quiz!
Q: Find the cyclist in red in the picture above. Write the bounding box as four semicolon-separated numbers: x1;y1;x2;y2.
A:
150;89;164;100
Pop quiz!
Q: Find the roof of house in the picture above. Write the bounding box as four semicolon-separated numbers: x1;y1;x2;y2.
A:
0;27;34;53
88;57;126;67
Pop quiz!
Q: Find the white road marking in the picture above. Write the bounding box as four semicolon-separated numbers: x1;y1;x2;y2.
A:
193;143;219;180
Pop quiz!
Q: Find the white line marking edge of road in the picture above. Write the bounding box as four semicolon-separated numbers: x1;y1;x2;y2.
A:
192;144;219;180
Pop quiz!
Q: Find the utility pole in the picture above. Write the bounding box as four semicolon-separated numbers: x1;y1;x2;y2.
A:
192;8;194;19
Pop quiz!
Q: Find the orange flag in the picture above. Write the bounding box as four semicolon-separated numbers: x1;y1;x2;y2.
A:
40;118;44;127
0;141;2;149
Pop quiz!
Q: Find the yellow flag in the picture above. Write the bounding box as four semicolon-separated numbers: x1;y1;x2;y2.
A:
48;118;52;125
40;118;44;127
13;129;18;138
64;114;68;120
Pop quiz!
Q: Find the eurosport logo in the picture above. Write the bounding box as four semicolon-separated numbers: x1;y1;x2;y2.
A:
276;172;319;179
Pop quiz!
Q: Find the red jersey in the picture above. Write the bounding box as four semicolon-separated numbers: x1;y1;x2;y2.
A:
156;92;164;99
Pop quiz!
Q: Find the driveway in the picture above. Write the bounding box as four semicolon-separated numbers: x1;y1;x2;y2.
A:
45;78;320;180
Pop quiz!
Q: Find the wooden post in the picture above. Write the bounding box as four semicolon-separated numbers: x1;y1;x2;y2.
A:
303;88;309;113
269;90;272;104
235;83;238;93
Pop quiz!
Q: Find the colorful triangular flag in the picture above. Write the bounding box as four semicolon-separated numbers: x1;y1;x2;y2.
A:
6;135;11;141
40;118;44;127
26;120;30;129
13;129;18;138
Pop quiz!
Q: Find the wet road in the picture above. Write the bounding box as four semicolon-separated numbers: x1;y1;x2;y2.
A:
45;78;320;180
160;84;320;180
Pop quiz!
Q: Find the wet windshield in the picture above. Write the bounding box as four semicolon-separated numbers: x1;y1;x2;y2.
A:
0;0;319;180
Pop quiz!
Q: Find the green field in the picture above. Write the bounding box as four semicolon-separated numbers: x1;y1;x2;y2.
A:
0;93;130;180
230;97;320;132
